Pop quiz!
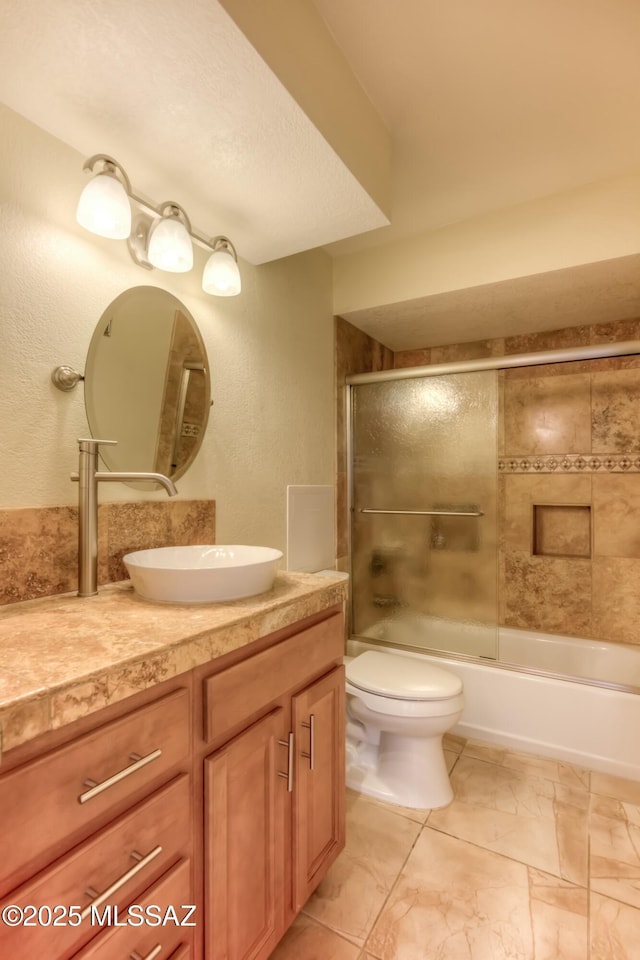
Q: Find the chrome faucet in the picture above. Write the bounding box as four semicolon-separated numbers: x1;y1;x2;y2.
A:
72;438;178;597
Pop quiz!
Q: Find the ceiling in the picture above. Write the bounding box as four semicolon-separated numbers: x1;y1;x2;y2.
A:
2;0;640;347
344;253;640;352
313;0;640;254
311;0;640;348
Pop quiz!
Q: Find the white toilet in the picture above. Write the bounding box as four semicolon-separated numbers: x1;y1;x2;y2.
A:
345;650;464;809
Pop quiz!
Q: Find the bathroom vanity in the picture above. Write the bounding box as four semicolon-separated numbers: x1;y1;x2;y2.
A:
0;572;347;960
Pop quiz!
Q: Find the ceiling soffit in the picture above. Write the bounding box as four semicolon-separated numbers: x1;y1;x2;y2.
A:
0;0;390;265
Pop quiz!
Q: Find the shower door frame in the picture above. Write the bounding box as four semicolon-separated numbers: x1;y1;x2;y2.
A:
345;339;640;661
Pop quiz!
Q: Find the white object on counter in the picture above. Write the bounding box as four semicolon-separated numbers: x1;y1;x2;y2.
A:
286;484;335;572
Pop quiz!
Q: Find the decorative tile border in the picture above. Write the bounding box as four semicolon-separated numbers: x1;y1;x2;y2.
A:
499;454;640;473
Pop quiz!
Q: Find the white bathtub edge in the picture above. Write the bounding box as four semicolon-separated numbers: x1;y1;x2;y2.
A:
452;721;640;782
348;638;640;782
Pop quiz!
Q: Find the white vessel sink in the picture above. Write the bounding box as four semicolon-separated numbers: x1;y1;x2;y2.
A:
123;545;283;603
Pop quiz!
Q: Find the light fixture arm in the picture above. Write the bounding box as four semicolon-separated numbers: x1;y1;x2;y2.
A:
156;202;192;232
209;235;238;259
82;154;133;195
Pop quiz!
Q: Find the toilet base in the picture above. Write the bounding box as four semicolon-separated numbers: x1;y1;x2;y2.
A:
346;730;454;810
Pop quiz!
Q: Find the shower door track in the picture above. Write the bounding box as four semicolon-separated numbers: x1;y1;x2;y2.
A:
359;508;484;517
345;339;640;385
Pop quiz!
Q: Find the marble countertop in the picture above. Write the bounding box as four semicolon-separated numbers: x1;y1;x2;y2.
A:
0;571;348;757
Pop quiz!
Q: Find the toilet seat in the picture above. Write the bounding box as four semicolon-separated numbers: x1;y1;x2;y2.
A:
345;650;465;807
346;650;462;701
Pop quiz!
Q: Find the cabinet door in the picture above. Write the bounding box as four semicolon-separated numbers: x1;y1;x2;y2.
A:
292;666;345;912
204;708;288;960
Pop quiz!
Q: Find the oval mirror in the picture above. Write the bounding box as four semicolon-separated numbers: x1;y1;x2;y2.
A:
84;286;210;481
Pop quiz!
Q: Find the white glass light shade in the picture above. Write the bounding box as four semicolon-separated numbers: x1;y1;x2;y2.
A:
76;173;132;239
202;248;242;296
147;216;193;273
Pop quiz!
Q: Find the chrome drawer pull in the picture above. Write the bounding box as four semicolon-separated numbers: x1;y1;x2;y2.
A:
301;715;315;770
277;732;294;792
79;749;163;804
130;945;163;960
80;845;163;920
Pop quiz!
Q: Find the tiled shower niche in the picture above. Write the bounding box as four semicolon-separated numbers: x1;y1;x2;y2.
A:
532;504;591;558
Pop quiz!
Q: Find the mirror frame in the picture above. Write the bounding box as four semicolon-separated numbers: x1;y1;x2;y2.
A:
84;286;211;483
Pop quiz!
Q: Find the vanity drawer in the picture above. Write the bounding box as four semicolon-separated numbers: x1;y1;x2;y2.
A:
0;774;191;959
0;687;190;892
74;857;194;960
203;612;343;743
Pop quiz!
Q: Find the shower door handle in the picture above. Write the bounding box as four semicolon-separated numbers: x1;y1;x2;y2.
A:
359;508;484;517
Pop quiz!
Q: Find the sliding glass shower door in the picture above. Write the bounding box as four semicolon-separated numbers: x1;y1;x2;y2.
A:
350;371;498;659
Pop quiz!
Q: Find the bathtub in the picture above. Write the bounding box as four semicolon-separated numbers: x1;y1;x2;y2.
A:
349;619;640;781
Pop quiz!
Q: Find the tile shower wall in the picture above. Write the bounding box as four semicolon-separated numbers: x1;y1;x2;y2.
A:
0;499;215;605
499;353;640;644
340;315;640;649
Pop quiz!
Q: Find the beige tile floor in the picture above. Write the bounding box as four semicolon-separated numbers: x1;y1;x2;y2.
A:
270;735;640;960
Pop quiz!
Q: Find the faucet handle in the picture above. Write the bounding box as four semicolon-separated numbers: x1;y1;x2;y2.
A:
77;438;118;452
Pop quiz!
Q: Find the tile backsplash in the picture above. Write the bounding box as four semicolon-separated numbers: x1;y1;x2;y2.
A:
0;499;215;605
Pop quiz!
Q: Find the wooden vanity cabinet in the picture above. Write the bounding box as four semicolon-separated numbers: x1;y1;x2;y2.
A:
291;666;345;913
200;609;345;960
0;601;345;960
0;681;194;960
73;858;194;960
205;708;287;960
0;688;191;897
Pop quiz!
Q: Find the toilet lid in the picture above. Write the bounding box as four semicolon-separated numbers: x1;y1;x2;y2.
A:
346;651;463;700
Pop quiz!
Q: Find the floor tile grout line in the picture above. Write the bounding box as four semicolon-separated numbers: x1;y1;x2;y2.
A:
455;737;602;790
348;756;594;953
359;819;427;959
335;738;640;960
587;819;592;960
457;747;593;793
421;817;590;890
298;909;366;953
355;808;595;960
309;790;433;951
525;858;536;957
350;790;431;828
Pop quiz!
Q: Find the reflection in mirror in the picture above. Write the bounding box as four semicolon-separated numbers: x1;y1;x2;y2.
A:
84;286;210;481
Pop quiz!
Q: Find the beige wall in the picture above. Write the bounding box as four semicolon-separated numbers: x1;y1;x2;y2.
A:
0;105;335;579
219;0;391;220
333;171;640;316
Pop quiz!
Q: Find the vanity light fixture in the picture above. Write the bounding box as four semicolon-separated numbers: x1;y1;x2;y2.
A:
147;203;194;273
202;237;242;296
76;154;241;295
76;156;132;240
